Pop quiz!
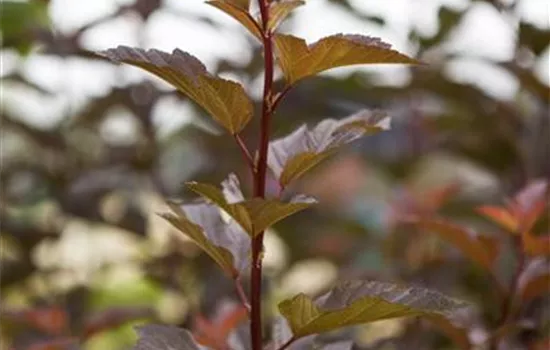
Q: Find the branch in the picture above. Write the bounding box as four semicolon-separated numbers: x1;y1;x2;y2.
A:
234;277;251;315
489;235;526;350
271;85;293;112
234;134;256;173
276;337;296;350
250;0;274;348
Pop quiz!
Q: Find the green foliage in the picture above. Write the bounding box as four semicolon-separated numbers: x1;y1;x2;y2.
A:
267;109;390;187
6;0;548;349
161;201;250;278
409;218;499;270
268;1;305;32
273;34;419;84
98;47;253;135
186;174;317;237
1;0;50;53
278;281;469;338
95;1;469;348
206;1;262;40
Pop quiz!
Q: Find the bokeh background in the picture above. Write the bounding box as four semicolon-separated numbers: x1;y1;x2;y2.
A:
1;0;549;349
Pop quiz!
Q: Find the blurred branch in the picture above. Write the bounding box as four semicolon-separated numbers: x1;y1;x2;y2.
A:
2;72;55;95
2;113;66;150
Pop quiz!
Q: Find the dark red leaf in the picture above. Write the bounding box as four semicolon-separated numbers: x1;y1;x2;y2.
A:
2;307;68;335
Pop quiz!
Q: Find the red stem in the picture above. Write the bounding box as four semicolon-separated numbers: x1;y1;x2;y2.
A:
276;337;296;350
489;235;526;350
234;134;256;173
234;277;251;315
271;85;292;112
250;0;274;348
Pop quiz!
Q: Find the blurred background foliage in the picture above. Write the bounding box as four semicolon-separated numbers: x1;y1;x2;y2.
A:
0;0;548;349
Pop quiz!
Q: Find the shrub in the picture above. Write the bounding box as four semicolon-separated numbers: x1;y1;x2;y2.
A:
98;1;474;349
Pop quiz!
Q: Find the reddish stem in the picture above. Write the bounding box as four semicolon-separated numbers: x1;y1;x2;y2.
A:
489;235;526;350
234;277;251;315
250;0;274;348
234;134;255;173
276;337;296;350
271;85;292;112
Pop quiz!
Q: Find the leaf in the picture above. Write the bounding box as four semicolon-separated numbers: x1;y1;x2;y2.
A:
476;206;518;233
513;179;548;233
427;316;471;350
271;317;352;350
187;175;252;234
98;46;253;134
272;317;295;349
522;274;550;300
2;306;68;335
161;201;250;277
223;0;250;10
193;306;248;349
477;180;548;235
243;195;316;235
273;33;419;84
268;0;305;31
279;280;470;338
529;337;550;350
411;218;499;270
523;232;550;256
187;174;316;236
206;1;262;40
519;259;550;301
268;110;390;186
133;324;204;350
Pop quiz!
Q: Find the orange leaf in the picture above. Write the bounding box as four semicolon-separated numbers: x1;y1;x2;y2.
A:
427;316;471;350
274;33;419;84
99;46;253;135
523;232;550;256
519;199;547;235
26;307;68;335
193;314;226;349
206;1;262;40
0;307;68;335
477;206;519;233
193;305;248;349
423;183;460;213
529;337;550;350
521;273;550;301
412;218;499;270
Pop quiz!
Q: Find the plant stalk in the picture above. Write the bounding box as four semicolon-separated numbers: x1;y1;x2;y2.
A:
489;235;526;350
235;277;251;314
251;0;274;348
276;337;296;350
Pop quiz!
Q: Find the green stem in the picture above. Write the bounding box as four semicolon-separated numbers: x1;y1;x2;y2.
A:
250;0;274;348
